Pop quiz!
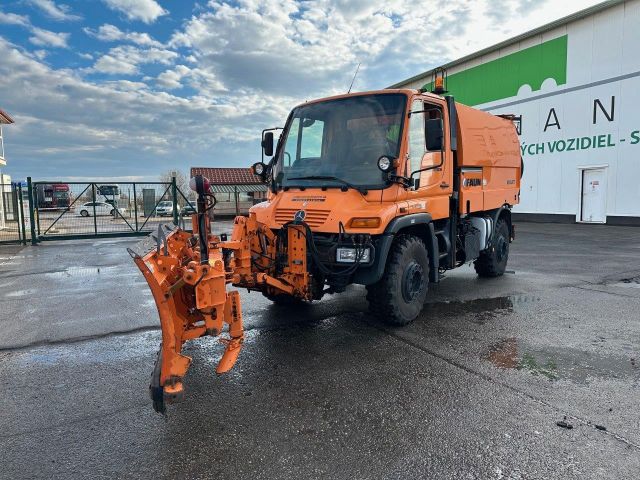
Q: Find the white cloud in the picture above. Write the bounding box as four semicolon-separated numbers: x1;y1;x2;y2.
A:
83;24;162;47
29;27;70;48
1;9;70;48
156;64;226;92
157;65;190;89
28;0;81;21
102;0;168;24
32;49;48;60
0;11;30;27
91;45;179;75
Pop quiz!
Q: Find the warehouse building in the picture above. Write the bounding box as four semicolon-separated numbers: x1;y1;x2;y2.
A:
0;108;15;231
390;0;639;225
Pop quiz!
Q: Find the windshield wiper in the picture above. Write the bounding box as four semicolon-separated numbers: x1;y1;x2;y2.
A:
286;175;366;193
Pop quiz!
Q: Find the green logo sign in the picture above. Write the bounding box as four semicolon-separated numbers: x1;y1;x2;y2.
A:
423;35;568;106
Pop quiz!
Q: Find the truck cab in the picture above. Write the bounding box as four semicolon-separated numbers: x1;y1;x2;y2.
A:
251;89;521;324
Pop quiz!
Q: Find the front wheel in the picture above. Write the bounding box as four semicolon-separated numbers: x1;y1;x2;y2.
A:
366;235;429;326
474;218;510;277
80;209;89;217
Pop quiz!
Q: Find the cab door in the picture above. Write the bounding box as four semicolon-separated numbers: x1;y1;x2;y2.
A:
403;98;452;219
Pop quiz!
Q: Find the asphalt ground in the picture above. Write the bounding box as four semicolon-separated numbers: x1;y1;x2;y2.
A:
0;222;639;479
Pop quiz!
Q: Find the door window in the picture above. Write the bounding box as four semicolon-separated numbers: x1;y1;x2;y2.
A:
408;100;425;175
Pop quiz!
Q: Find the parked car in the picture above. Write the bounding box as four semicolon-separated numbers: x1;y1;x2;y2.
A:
180;204;196;216
156;200;177;217
77;202;124;217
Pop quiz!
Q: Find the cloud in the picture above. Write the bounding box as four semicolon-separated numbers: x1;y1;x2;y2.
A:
29;27;70;48
1;9;70;48
156;65;191;89
0;11;31;27
28;0;81;21
0;35;297;180
91;45;178;74
102;0;168;24
83;24;162;47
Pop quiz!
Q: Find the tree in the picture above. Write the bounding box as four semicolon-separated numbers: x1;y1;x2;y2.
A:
159;170;190;201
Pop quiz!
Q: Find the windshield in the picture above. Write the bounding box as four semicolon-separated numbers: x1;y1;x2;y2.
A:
273;93;406;189
159;201;172;207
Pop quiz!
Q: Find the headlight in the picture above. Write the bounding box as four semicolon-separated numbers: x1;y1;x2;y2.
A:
252;162;266;176
336;247;371;263
377;156;394;172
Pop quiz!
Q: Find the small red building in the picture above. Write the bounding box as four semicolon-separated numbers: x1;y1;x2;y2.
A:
190;167;267;216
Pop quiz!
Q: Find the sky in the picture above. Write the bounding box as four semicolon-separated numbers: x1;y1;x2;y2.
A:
0;0;603;182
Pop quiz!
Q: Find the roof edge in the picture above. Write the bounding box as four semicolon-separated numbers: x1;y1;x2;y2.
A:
0;108;15;124
388;0;625;88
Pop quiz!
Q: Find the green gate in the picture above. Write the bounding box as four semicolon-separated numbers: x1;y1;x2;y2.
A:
0;182;27;245
27;177;195;243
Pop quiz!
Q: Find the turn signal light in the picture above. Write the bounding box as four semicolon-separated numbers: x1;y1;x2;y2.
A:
348;217;381;228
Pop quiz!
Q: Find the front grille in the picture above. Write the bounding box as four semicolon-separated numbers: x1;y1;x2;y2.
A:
275;208;330;227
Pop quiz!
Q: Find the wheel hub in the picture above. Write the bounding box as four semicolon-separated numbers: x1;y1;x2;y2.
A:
496;236;508;262
401;261;424;303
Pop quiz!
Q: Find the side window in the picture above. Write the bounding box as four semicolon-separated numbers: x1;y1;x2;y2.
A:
408;100;425;175
300;119;324;159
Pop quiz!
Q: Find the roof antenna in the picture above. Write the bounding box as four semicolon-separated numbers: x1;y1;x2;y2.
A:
347;62;360;94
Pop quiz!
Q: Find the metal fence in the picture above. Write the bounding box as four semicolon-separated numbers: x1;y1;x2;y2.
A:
27;178;195;243
0;182;28;245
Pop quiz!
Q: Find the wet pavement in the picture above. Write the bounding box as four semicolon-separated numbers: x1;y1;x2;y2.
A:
1;222;639;479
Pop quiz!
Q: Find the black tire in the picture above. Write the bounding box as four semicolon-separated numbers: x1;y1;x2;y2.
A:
366;235;429;326
474;218;510;277
109;209;115;216
80;209;89;217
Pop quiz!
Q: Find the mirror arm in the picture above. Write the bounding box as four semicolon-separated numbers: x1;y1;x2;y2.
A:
388;174;412;188
408;149;445;179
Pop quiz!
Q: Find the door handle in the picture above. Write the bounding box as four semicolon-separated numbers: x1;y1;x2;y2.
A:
440;183;450;188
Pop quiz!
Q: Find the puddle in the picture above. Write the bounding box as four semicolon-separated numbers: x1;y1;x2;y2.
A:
610;278;640;289
422;295;539;324
486;338;558;380
44;265;125;278
486;337;518;369
4;288;39;298
485;339;638;382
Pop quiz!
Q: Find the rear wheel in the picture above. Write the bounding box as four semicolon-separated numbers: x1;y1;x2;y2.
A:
366;235;429;326
474;218;510;277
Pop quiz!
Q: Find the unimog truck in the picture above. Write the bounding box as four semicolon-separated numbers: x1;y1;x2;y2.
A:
131;87;521;412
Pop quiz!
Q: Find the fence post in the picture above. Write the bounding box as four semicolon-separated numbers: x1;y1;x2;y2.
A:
18;184;27;245
91;183;98;235
133;183;139;232
27;177;37;245
171;176;178;226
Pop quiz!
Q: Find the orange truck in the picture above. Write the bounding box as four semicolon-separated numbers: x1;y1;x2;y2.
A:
131;86;521;413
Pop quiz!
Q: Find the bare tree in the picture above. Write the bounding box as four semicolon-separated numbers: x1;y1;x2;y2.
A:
159;170;190;201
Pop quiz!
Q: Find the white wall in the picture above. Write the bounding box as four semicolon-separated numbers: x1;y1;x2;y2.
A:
396;1;640;220
479;1;639;219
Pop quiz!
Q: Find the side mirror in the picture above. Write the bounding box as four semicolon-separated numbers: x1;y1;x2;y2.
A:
262;131;274;157
252;162;267;181
425;118;444;151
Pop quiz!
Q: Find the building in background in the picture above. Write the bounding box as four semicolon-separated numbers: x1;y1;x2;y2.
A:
390;0;639;225
190;167;267;216
0;108;15;230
